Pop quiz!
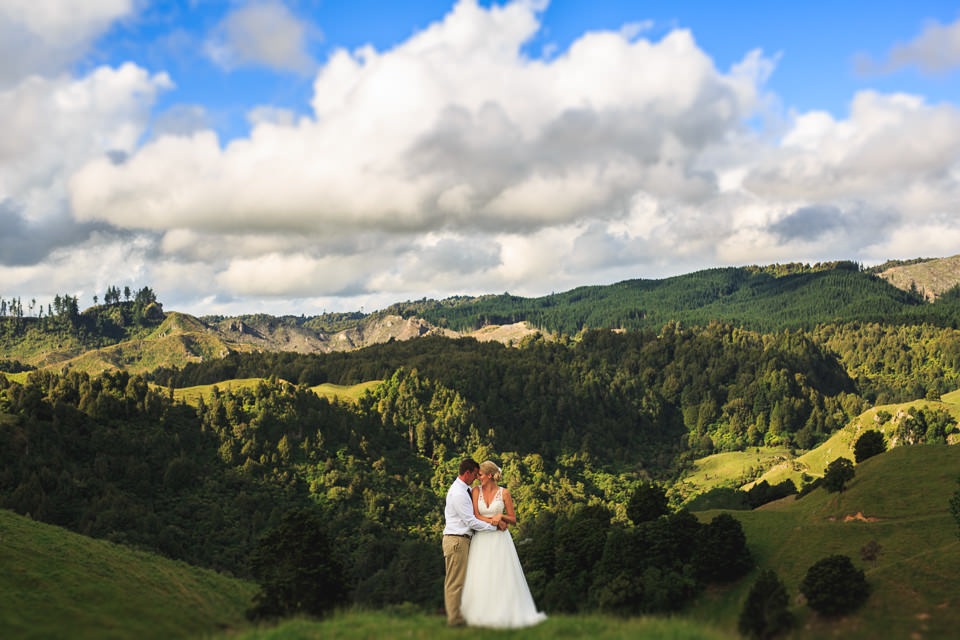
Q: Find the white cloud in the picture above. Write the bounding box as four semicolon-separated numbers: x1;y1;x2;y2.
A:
0;0;134;87
71;0;765;242
0;63;171;238
205;1;317;73
858;17;960;75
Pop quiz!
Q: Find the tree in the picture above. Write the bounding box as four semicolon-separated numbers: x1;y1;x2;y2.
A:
800;555;869;616
822;457;855;493
853;430;886;463
247;508;346;620
738;569;794;639
627;482;669;525
693;512;753;583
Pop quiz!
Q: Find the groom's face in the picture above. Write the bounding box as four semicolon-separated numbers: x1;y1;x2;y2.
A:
466;469;479;484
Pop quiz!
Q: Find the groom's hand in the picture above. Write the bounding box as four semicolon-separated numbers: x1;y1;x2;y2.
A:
497;520;508;531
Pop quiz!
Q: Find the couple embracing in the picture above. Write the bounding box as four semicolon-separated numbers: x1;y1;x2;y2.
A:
442;458;547;628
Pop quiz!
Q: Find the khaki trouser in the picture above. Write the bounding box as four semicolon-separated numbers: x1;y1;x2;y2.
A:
442;534;471;626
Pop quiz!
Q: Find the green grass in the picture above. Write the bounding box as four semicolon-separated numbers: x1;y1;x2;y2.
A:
169;379;383;406
675;448;792;503
0;508;256;639
217;611;737;640
691;444;960;639
309;380;382;403
2;371;30;384
172;378;268;405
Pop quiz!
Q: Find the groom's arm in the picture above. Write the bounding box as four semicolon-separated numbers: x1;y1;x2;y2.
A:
456;487;496;532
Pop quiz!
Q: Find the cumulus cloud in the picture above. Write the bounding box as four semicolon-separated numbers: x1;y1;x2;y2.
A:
71;0;764;240
205;1;318;73
0;0;134;87
0;63;171;233
857;17;960;75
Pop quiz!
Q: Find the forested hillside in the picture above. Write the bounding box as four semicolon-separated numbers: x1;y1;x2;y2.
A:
387;263;960;334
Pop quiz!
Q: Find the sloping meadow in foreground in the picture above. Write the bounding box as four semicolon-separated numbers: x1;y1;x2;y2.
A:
0;508;255;639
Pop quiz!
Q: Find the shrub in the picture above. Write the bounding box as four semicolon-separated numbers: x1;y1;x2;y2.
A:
853;430;886;463
627;482;669;525
738;569;794;639
822;457;855;493
693;513;752;583
800;555;869;616
247;508;346;620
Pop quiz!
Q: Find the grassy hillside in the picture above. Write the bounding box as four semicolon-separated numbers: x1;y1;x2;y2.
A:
220;611;736;639
0;509;256;639
309;380;383;403
747;392;960;490
692;445;960;639
168;378;383;406
673;447;793;503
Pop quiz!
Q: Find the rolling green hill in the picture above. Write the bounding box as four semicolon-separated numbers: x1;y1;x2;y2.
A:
0;508;256;639
692;445;960;639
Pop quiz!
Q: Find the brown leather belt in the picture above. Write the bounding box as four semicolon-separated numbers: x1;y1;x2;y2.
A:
444;533;471;538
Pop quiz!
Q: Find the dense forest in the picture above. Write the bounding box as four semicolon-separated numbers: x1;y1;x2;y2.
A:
0;359;753;613
386;264;960;335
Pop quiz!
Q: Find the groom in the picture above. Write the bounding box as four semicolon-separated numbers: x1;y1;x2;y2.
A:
442;457;501;626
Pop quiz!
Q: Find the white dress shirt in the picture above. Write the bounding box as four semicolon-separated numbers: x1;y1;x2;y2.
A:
444;477;497;536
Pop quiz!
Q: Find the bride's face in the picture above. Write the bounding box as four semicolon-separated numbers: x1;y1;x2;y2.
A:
478;471;493;484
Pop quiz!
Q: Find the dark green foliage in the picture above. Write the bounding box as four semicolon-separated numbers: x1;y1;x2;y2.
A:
746;479;797;509
853;430;886;463
153;322;859;457
627;482;669;524
684;487;752;511
0;359;34;373
352;538;443;609
800;555;870;616
823;457;855;493
738;569;794;639
692;513;753;583
546;504;613;612
246;508;346;620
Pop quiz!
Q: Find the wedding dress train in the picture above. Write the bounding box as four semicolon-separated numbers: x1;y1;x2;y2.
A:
460;486;547;628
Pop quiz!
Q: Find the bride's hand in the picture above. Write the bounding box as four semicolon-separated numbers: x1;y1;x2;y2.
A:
490;513;502;525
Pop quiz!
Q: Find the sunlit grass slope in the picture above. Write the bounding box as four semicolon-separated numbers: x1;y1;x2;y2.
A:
221;611;737;640
170;379;383;406
171;378;267;404
675;447;792;502
0;509;256;639
309;380;382;403
692;445;960;639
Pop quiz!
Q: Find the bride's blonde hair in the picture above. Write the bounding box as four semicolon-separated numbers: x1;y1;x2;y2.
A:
479;460;502;482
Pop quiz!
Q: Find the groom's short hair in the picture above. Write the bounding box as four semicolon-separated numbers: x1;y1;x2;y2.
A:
459;458;480;475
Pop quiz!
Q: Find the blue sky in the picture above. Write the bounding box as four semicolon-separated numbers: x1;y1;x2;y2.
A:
1;0;959;316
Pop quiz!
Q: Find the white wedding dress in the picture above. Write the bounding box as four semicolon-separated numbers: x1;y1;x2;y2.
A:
460;486;547;628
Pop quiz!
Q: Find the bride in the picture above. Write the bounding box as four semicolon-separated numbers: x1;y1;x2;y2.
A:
460;460;547;628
